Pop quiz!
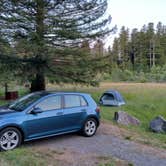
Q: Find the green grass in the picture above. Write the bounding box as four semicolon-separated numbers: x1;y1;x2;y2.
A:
0;83;165;165
47;83;166;147
0;147;54;166
89;84;166;148
0;83;165;153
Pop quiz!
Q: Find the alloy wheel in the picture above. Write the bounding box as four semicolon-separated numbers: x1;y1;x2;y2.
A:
0;130;19;150
84;119;97;136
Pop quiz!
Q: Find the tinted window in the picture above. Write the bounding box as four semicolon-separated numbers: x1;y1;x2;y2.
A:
64;95;80;108
80;96;88;106
9;93;43;111
64;95;88;108
36;96;61;111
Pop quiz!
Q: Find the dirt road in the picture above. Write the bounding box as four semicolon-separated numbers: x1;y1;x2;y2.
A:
25;122;166;166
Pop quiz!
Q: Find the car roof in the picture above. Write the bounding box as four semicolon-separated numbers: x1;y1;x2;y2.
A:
32;91;89;96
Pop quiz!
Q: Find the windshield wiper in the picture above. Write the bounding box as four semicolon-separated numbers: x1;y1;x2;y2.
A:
9;106;22;112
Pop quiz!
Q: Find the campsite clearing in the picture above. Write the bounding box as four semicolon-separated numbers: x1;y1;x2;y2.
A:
0;82;166;165
48;82;166;148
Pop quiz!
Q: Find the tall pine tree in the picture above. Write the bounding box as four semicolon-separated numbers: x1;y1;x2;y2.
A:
0;0;113;91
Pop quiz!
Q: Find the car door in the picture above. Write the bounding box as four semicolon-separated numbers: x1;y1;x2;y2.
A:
24;95;65;139
62;94;87;130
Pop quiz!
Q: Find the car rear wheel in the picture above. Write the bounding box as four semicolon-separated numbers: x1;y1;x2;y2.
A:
82;118;97;137
0;127;22;151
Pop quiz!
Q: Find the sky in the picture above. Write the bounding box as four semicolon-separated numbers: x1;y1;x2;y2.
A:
106;0;166;47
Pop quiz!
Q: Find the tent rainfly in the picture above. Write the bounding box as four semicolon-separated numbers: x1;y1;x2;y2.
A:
99;90;125;106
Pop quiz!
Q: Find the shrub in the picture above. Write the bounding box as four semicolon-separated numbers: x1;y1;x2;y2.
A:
110;69;135;82
108;65;166;83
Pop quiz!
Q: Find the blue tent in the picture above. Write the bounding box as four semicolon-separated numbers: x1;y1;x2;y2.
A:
99;90;125;106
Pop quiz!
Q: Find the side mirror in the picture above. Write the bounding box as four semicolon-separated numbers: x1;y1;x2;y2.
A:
30;107;43;114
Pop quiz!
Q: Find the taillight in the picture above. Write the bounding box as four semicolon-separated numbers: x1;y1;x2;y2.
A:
95;107;101;113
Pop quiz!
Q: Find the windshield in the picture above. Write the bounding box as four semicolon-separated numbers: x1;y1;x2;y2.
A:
8;93;43;111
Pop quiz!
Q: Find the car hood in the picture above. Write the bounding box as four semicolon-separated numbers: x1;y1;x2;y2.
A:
0;107;16;115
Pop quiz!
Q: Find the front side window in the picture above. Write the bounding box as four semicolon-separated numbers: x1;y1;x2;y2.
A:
35;96;61;111
64;95;88;108
9;93;43;111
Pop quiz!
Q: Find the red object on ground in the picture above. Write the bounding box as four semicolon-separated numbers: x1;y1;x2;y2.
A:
5;91;18;100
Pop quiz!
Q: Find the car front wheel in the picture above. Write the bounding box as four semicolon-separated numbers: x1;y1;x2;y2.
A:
0;127;22;151
82;118;97;137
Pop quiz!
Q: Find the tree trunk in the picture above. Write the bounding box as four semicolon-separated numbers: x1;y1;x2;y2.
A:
4;83;8;94
30;73;45;92
30;0;46;93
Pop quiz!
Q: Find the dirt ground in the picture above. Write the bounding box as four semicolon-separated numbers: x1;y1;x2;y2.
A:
25;122;166;166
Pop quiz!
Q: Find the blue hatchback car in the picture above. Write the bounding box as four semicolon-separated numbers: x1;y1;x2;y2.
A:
0;92;100;151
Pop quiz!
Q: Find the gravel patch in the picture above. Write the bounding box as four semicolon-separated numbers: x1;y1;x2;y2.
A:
25;123;166;166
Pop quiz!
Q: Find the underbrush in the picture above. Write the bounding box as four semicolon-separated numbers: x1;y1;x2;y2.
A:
105;65;166;83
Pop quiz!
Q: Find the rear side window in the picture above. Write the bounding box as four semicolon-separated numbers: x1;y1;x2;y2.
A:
80;96;88;106
64;95;88;108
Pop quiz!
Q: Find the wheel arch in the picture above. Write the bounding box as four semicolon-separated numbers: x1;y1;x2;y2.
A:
85;115;100;127
0;125;25;142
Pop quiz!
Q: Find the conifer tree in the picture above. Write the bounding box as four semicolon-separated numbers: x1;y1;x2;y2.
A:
0;0;113;91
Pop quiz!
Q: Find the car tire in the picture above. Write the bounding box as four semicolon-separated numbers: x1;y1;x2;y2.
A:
0;127;22;151
82;118;97;137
